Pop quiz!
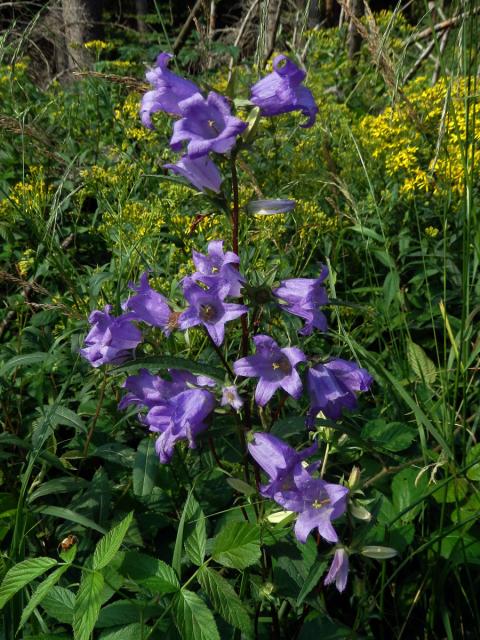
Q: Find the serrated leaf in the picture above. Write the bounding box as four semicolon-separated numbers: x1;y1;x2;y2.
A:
407;341;437;384
0;556;57;609
93;512;133;571
198;566;253;636
173;589;220;640
19;555;74;629
98;623;148;640
73;569;104;640
96;600;162;628
0;352;49;377
172;491;197;577
121;551;179;594
41;586;75;623
361;419;416;452
132;438;157;497
212;522;261;570
296;560;328;606
185;511;206;566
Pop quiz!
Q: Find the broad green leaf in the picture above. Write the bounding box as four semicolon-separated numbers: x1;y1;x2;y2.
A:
212;522;261;570
361;419;416;452
432;477;469;504
28;477;88;503
120;551;179;594
226;478;256;497
132;438;157;497
0;352;49;377
198;566;253;636
41;586;75;623
391;469;429;523
93;512;133;570
407;341;437;384
466;444;480;481
439;532;480;566
113;356;224;381
173;589;220;640
98;623;148;640
36;506;107;534
383;271;399;309
96;600;162;627
19;554;74;629
73;569;104;640
185;510;206;566
296;560;328;606
0;556;57;609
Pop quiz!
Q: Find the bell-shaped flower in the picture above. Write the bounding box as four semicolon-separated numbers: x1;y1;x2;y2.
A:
164;155;222;193
123;272;179;336
250;55;318;128
145;388;216;463
221;385;244;411
170;92;247;159
140;52;199;128
179;279;247;346
307;358;373;422
233;335;306;406
273;265;329;335
324;548;349;593
80;306;142;368
191;240;245;297
282;465;349;544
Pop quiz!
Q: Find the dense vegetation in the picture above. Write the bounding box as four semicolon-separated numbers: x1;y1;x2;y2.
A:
0;3;479;639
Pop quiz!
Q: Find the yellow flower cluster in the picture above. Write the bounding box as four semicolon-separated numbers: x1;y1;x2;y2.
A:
425;226;439;238
80;160;141;197
294;199;340;241
100;201;161;242
358;77;479;198
0;61;28;84
0;167;50;218
114;93;152;144
84;40;111;52
17;248;35;277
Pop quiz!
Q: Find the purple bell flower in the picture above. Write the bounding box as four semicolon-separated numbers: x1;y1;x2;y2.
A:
145;388;216;463
179;280;248;346
273;265;329;335
164;155;222;193
140;52;199;128
170;92;247;159
250;55;318;128
221;385;244;411
123;272;180;336
247;432;318;502
324;548;349;593
80;306;142;368
307;358;373;422
233;335;306;406
282;465;349;544
191;240;245;297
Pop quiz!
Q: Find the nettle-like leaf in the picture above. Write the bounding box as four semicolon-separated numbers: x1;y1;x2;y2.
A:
173;589;220;640
185;510;207;566
212;522;261;570
407;340;437;385
121;551;180;594
41;586;76;624
197;566;253;637
93;511;133;571
0;556;57;609
132;437;157;497
72;568;104;640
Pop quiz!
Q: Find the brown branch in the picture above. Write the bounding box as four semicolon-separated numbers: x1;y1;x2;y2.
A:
411;7;480;42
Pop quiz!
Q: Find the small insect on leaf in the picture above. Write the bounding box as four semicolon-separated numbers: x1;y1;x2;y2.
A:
57;534;78;555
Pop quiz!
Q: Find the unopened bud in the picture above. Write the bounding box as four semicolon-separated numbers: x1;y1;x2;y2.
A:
348;466;361;490
349;503;372;521
360;546;398;560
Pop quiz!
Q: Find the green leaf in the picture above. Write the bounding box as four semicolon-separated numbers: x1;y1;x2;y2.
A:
28;477;88;503
391;468;429;523
96;601;162;628
41;586;75;624
467;444;480;481
383;271;399;309
296;560;328;606
73;569;104;640
198;566;253;636
407;341;437;385
132;438;157;497
361;419;416;452
173;589;220;640
185;511;206;566
432;477;469;504
0;556;57;609
36;506;107;534
0;352;49;377
120;551;179;594
172;491;197;577
113;356;224;382
19;554;74;629
212;522;261;570
98;623;148;640
93;512;133;571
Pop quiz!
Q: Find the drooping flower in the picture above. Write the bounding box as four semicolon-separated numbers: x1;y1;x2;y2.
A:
324;547;349;593
246;199;296;215
250;55;318;128
170;92;247;159
307;358;373;423
273;265;329;335
221;385;244;411
281;465;349;544
191;240;245;297
140;52;199;128
233;335;306;406
145;388;216;463
179;280;247;346
164;155;222;193
80;306;142;367
123;272;179;336
247;432;318;501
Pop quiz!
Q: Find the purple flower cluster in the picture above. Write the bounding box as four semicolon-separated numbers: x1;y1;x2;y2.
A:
140;52;318;193
248;433;349;590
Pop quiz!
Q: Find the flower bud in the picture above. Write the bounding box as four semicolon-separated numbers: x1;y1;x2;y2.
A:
360;546;398;560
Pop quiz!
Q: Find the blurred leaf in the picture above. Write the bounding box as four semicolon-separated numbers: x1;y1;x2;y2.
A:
173;589;220;640
383;271;399;309
466;444;480;481
391;468;429;523
133;438;157;497
121;551;179;594
212;522;261;570
0;352;50;377
113;356;224;381
361;419;416;452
